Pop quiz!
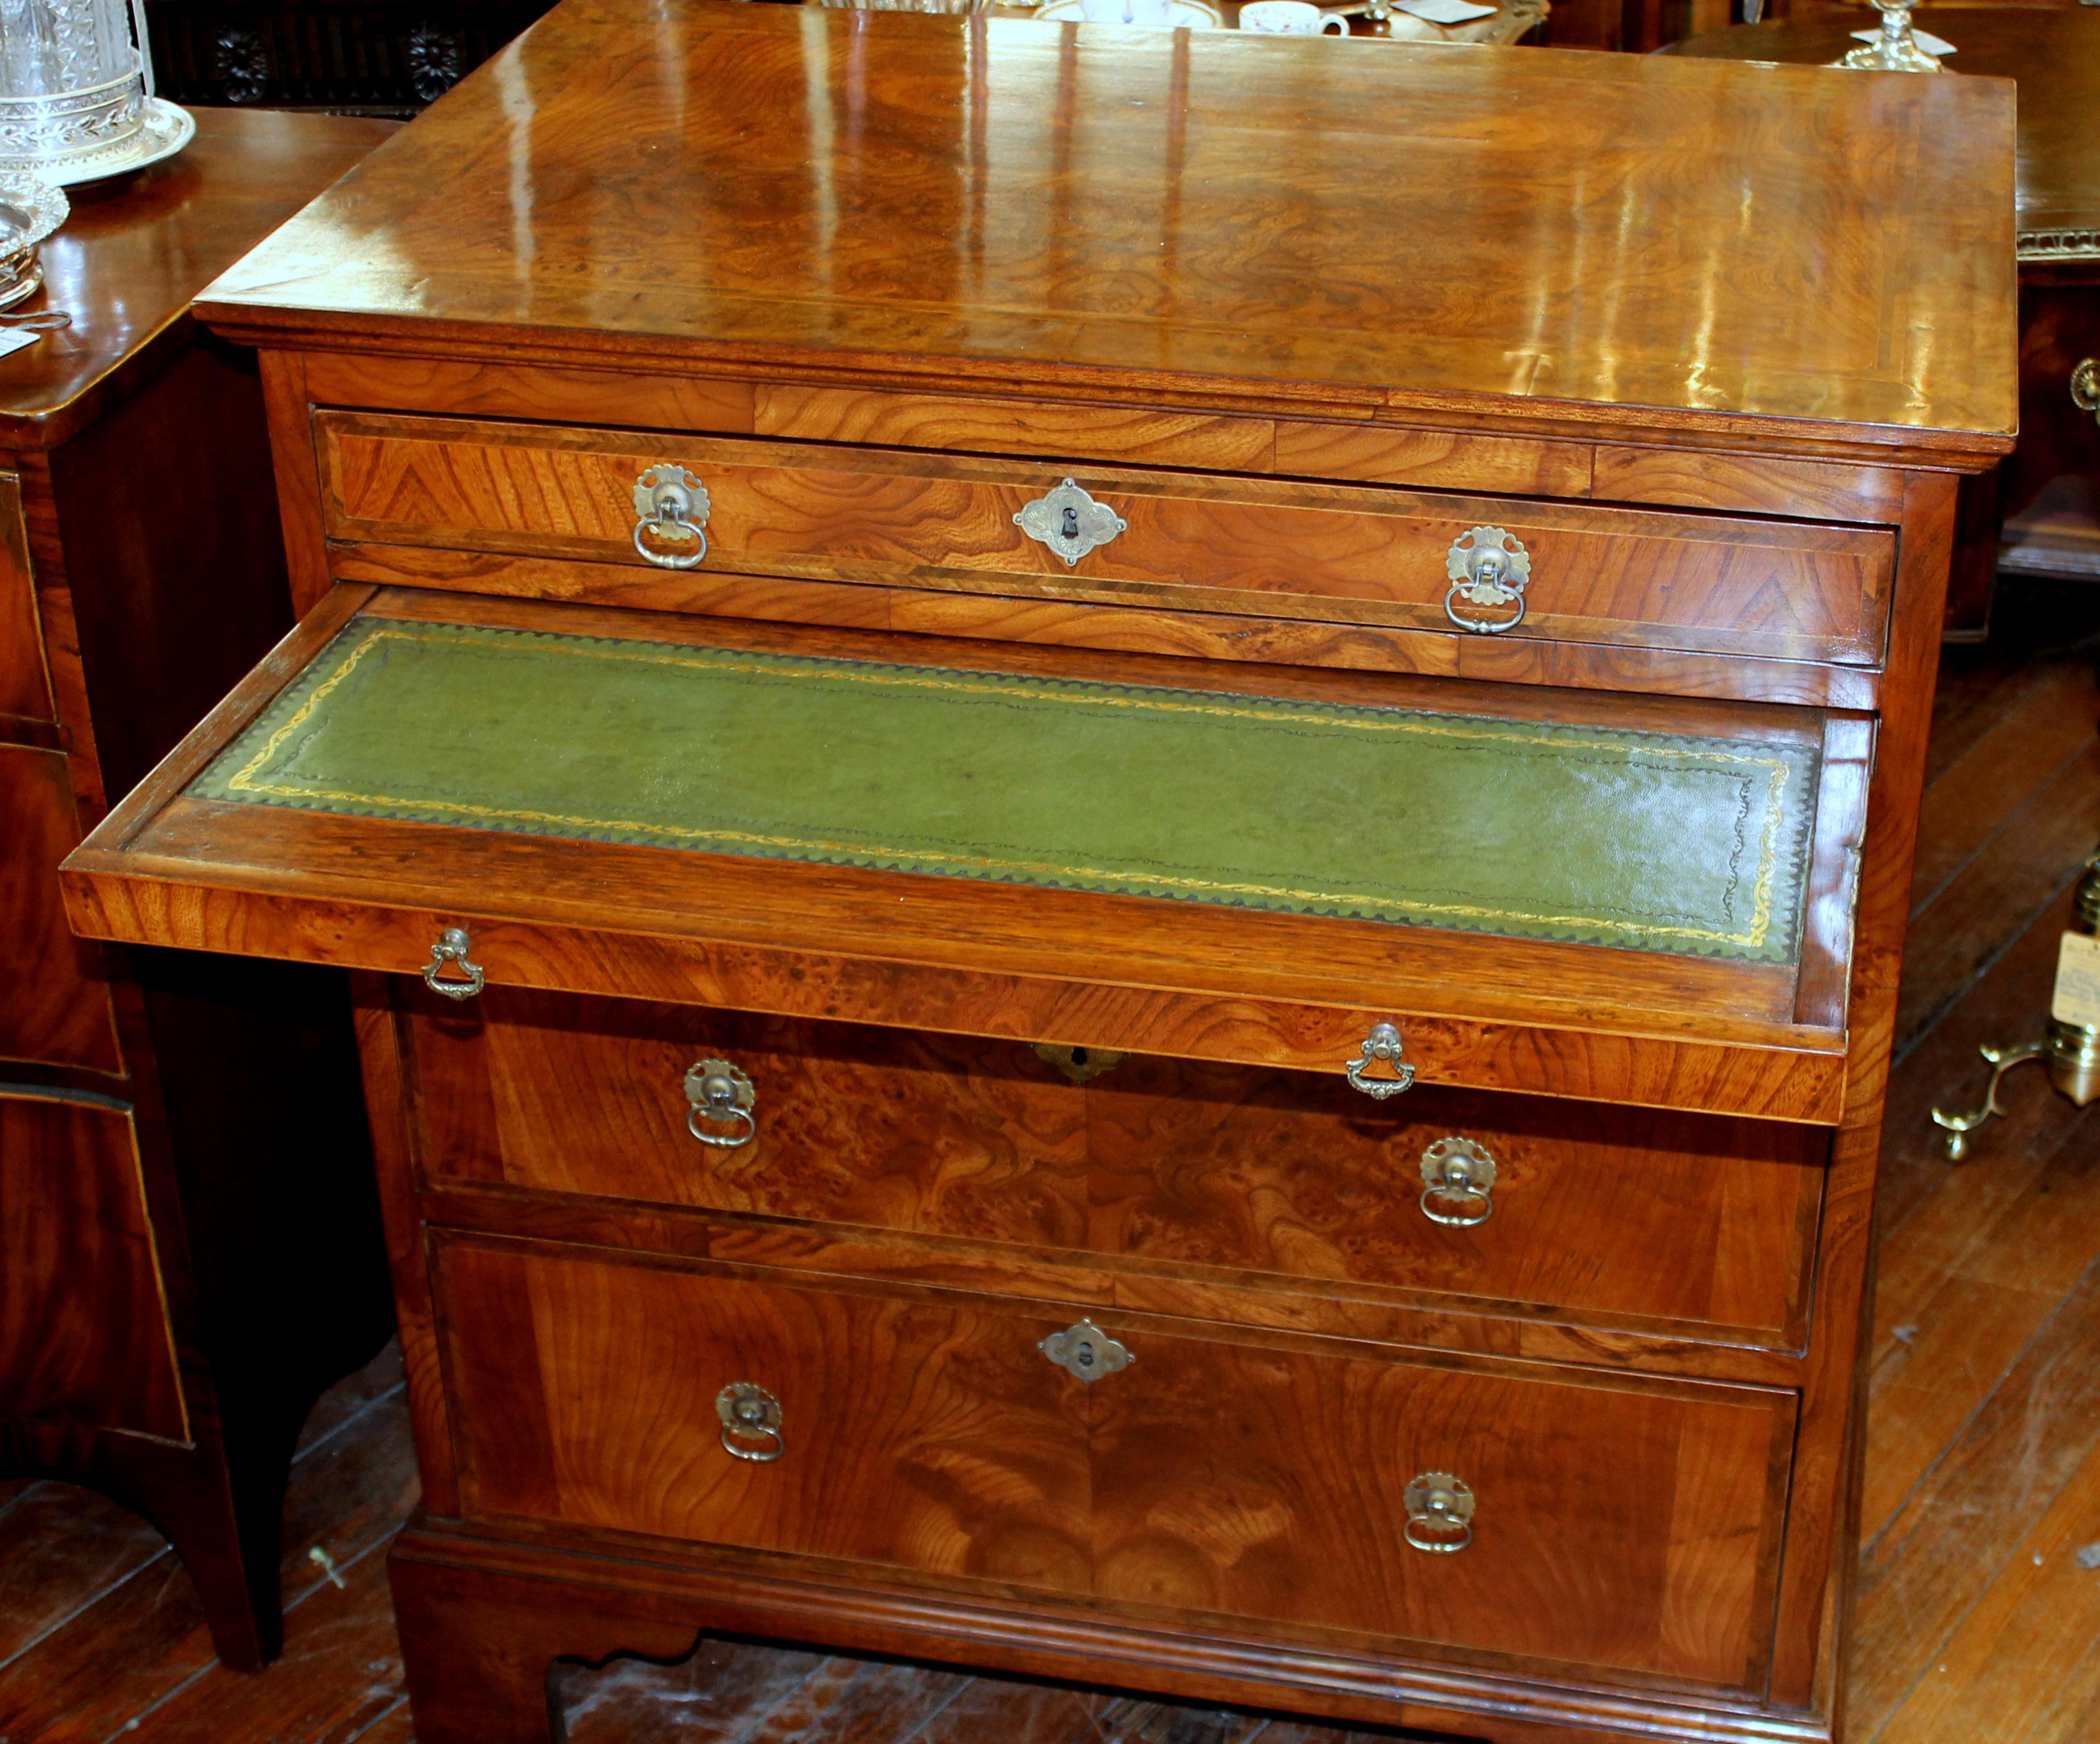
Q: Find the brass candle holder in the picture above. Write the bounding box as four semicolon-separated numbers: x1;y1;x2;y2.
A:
1932;852;2100;1161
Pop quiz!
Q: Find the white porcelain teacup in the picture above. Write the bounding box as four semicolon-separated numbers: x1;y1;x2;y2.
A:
1239;1;1349;32
1079;0;1177;21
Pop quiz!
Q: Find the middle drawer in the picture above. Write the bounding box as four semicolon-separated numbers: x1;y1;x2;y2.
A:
407;990;1826;1348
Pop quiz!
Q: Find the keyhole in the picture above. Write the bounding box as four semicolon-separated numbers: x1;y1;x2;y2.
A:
1074;1340;1097;1369
1070;1046;1089;1066
1062;504;1079;541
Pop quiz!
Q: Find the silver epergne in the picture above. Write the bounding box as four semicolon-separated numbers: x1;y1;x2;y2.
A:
0;0;192;184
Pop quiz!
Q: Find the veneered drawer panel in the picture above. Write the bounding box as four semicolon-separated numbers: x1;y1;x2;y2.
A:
418;990;1822;1345
0;472;53;723
0;1092;184;1440
437;1235;1790;1690
1090;1316;1791;1691
438;1235;1091;1593
1;743;120;1073
317;413;1895;665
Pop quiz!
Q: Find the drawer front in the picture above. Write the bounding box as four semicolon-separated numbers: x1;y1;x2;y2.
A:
1;743;121;1074
415;991;1823;1345
0;1092;186;1441
437;1235;1093;1595
317;412;1894;665
436;1236;1790;1691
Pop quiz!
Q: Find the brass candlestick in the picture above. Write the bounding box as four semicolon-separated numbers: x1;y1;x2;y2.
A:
1932;852;2100;1161
1833;0;1945;73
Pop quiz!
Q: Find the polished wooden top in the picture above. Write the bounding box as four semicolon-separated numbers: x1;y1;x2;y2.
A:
0;107;396;448
196;0;2016;459
1666;8;2100;266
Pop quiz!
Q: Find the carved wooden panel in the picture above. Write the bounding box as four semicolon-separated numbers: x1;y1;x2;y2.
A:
0;1093;184;1440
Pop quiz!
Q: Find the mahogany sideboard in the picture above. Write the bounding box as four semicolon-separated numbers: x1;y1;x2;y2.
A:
62;10;2016;1741
0;107;397;1668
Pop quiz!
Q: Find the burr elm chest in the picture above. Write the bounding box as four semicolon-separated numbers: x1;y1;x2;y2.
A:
60;6;2017;1741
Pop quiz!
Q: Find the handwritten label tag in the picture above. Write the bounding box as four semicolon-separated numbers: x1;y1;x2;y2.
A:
2053;931;2100;1029
0;328;40;360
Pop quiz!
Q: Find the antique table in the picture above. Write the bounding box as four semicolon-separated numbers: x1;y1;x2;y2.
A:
1667;7;2100;630
0;107;397;1669
63;7;2012;1741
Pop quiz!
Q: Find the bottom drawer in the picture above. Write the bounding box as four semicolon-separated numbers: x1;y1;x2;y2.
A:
436;1235;1792;1692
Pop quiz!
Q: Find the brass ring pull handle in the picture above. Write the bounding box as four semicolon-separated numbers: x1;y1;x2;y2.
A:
422;925;484;1001
1444;526;1531;635
1345;1021;1416;1099
684;1058;758;1148
1014;478;1128;567
715;1383;784;1462
632;463;712;570
1403;1471;1475;1553
1038;1318;1132;1384
1419;1136;1497;1227
2073;360;2100;425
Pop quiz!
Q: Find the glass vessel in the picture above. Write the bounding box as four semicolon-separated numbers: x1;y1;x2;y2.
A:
0;0;165;178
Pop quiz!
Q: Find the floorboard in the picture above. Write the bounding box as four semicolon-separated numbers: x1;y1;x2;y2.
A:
2;576;2096;1742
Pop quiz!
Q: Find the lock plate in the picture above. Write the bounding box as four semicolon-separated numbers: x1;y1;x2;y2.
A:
1038;1317;1131;1384
1014;478;1127;567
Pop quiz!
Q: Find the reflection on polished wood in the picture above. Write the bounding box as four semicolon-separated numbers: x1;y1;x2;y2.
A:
1667;8;2100;630
199;1;2016;460
58;8;2019;1743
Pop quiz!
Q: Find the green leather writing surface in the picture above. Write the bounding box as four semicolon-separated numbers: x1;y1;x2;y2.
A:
189;619;1821;963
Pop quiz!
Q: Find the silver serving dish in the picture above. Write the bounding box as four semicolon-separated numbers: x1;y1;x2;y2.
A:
0;172;66;310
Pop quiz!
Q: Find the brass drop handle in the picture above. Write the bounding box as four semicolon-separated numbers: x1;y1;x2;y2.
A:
422;925;484;1001
716;1383;784;1462
1419;1137;1496;1227
1014;478;1128;567
1345;1021;1416;1099
632;463;712;569
1403;1471;1475;1553
1444;525;1531;635
684;1057;758;1148
2073;360;2100;426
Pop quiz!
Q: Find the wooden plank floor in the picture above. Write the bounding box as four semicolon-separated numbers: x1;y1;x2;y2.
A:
4;576;2099;1743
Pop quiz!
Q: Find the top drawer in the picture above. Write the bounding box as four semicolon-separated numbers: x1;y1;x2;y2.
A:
315;413;1896;668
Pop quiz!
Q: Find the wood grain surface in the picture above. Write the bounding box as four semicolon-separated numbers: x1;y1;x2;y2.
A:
195;2;2018;461
433;1233;1792;1692
422;991;1826;1346
317;413;1894;664
0;743;120;1073
0;1091;182;1440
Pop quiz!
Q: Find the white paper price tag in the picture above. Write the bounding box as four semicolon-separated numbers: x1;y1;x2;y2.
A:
2052;931;2100;1029
0;328;41;360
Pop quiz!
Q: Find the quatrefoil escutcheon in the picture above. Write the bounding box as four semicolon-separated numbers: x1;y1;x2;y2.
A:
1014;478;1128;568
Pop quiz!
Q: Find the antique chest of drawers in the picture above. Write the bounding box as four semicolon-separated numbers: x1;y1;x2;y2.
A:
60;6;2016;1741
